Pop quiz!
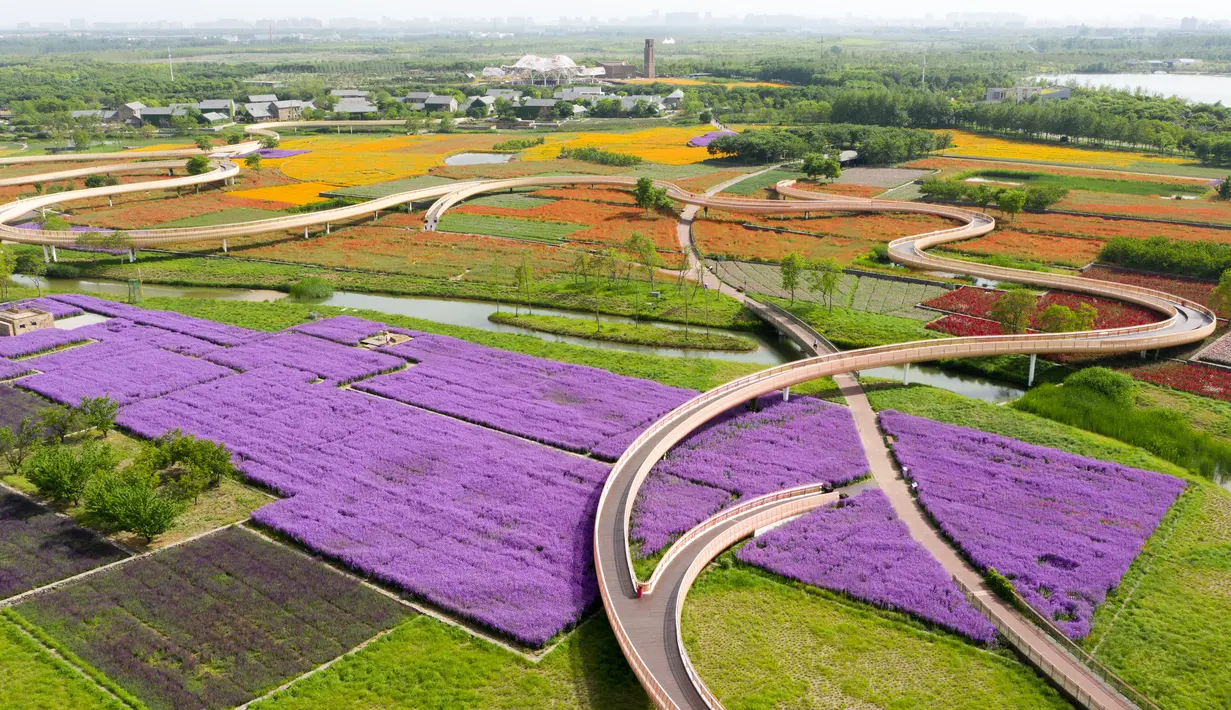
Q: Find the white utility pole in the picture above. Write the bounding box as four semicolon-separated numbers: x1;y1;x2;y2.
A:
168;48;174;82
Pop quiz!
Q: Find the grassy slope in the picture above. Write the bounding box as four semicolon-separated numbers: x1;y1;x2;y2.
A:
0;616;126;710
865;383;1230;710
488;312;758;351
683;564;1071;710
155;207;284;228
253;615;649;710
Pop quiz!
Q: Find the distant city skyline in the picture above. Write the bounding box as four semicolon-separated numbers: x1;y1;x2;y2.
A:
3;3;1230;30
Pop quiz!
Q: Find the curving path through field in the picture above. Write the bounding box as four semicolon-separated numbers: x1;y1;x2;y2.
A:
0;141;1214;710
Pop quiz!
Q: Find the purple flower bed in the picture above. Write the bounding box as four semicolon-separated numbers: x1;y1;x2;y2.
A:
21;346;233;406
879;410;1186;639
238;148;311;159
15;527;408;710
0;358;33;381
290;315;387;345
14;222;113;233
357;332;694;454
631;396;869;556
688;130;736;147
49;294;263;346
7;298;84;319
204;332;403;384
119;365;609;645
0;327;89;359
0;492;128;600
739;489;997;643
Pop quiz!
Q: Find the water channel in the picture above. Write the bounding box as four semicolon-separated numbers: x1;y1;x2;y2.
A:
443;153;514;166
11;275;1026;403
1035;73;1231;106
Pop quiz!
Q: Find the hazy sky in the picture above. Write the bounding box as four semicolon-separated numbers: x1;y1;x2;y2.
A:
6;0;1229;25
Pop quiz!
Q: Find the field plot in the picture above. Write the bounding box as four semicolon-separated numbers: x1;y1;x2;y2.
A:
0;616;126;710
933;129;1190;170
437;213;584;243
921;286;1161;330
631;396;867;556
154;207;285;228
695;220;870;264
0;492;128;600
321;174;457;199
0;386;44;428
1010;212;1231;244
273;133;513;186
683;566;1072;710
881;410;1185;639
1058;190;1231;225
518;126;719;165
452;196;679;251
718;168;804;196
739;489;995;642
1123;360;1231;402
942;229;1102;268
14;527;411;710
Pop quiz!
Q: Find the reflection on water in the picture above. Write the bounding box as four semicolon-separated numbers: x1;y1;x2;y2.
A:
443;152;513;166
859;363;1024;404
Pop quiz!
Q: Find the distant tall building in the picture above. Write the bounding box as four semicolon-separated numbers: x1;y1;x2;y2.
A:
644;39;656;79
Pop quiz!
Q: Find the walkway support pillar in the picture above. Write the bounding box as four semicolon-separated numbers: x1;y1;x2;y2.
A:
1027;354;1037;387
326;223;331;235
304;227;308;239
50;246;57;262
128;248;135;264
903;362;910;385
41;245;49;263
222;239;228;254
782;386;790;402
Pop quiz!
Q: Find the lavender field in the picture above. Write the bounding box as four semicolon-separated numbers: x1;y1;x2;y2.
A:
0;492;128;600
879;410;1186;639
14;527;410;710
738;489;997;643
631;396;869;556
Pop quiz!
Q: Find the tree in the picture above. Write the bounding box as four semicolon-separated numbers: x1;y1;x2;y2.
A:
0;417;40;474
41;214;70;231
971;184;997;212
807;258;843;312
1073;302;1098;331
70;128;92;151
997;189;1028;222
494;98;517;121
934;132;954;154
138;124;157;140
0;246;11;299
1024;185;1069;211
244;154;262;171
39;405;79;444
405;115;423;134
144;429;236;503
990;289;1037;334
570;249;592;286
1038;304;1078;333
802;153;841;182
259;136;280;149
632;177;672;215
225;132;244;145
625;232;661;291
193;136;212;151
24;441;119;506
514;253;533;315
85;464;180;543
780;251;805;304
79;396;119;438
436;113;455;134
185;155;211;175
1211;268;1231;318
1220;176;1231;201
14;253;46;296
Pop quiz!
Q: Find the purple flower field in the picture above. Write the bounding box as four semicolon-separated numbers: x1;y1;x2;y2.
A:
204;332;403;384
7;297;84;319
688;130;737;147
290;315;387;345
739;489;997;643
237;148;311;159
358;332;694;454
0;327;89;359
632;396;869;555
23;346;233;406
879;410;1185;639
119;365;608;645
49;294;263;346
0;357;34;381
0;492;129;600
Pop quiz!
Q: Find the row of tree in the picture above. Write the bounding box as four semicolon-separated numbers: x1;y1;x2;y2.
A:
919;178;1070;216
706;124;940;165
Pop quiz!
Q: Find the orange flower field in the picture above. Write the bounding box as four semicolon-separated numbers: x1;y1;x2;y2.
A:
732;211;957;243
790;181;884;198
693;219;878;264
519;127;718;165
941;230;1103;267
228;181;336;206
1058;191;1231;226
532;186;637;205
454;198;679;251
903;156;1210;185
1011;213;1231;243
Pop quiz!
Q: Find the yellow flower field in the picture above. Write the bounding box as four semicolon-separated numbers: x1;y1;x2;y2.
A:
228;181;336;205
519;126;714;165
940;130;1185;168
271;133;510;186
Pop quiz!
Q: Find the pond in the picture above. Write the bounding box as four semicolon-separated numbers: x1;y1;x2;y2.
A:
444;152;513;166
1035;73;1231;106
11;275;1027;402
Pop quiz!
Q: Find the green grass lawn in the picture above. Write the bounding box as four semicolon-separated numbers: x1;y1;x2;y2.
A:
252;615;649;710
865;382;1231;710
437;213;585;242
321;175;457;200
718;168;804;196
683;564;1071;710
489;312;758;351
779;300;938;349
960;168;1211;196
155;207;284;228
0;615;126;710
465;193;558;209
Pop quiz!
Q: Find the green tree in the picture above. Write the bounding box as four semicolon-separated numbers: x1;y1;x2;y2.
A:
244;154;262;171
193;136;212;151
1024;185;1069;211
259;136;280;149
0;417;40;474
24;441;119;505
570;249;592;286
85;464;180;543
185;155;211;175
514;253;533;315
990;289;1037;334
1037;304;1078;333
138;124;157;140
144;429;236;503
971;184;997;212
41;214;70;231
494;98;517;121
997;189;1028;222
632;177;672;215
14;252;47;296
802;153;841;182
0;245;12;299
79;396;119;438
404;115;423;134
807;258;843;312
1211;268;1231;318
1074;302;1098;331
39;405;79;444
70;128;92;151
625;232;661;291
436;113;455;134
780;251;805;305
934;132;954;154
1220;176;1231;201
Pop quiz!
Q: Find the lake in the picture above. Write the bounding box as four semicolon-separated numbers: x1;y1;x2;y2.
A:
1036;73;1231;106
444;152;513;166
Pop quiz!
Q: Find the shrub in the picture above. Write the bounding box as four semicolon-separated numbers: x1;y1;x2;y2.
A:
85;464;181;542
145;429;236;502
1100;236;1231;280
185;155;211;175
24;441;119;505
0;417;40;474
1065;367;1136;405
39;405;79;444
492;136;545;151
986;568;1019;605
288;276;334;301
78;396;119;437
44;263;81;279
558;146;642;167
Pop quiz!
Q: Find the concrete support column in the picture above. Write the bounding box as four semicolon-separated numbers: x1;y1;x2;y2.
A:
41;245;49;263
108;196;113;207
903;362;910;385
128;248;135;264
373;211;379;222
222;239;228;253
304;227;309;239
782;386;790;402
326;223;331;235
50;245;57;262
1027;353;1037;387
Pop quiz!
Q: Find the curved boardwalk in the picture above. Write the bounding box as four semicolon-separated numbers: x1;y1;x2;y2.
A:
0;144;1212;710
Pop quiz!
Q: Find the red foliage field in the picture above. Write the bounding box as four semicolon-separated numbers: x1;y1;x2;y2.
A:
791;181;884;198
455;198;679;251
921;286;1161;329
1078;265;1217;308
925;314;1004;336
944;230;1103;267
1123;361;1231;402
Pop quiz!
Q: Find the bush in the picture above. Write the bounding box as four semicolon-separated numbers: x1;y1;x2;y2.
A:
1064;367;1136;406
986;568;1019;604
557;146;642;167
185;155;211;175
79;396;119;437
288;276;334;301
85;464;181;542
1099;235;1231;280
39;405;79;444
145;429;236;502
0;417;40;474
492;136;545;151
24;441;119;505
45;263;81;279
